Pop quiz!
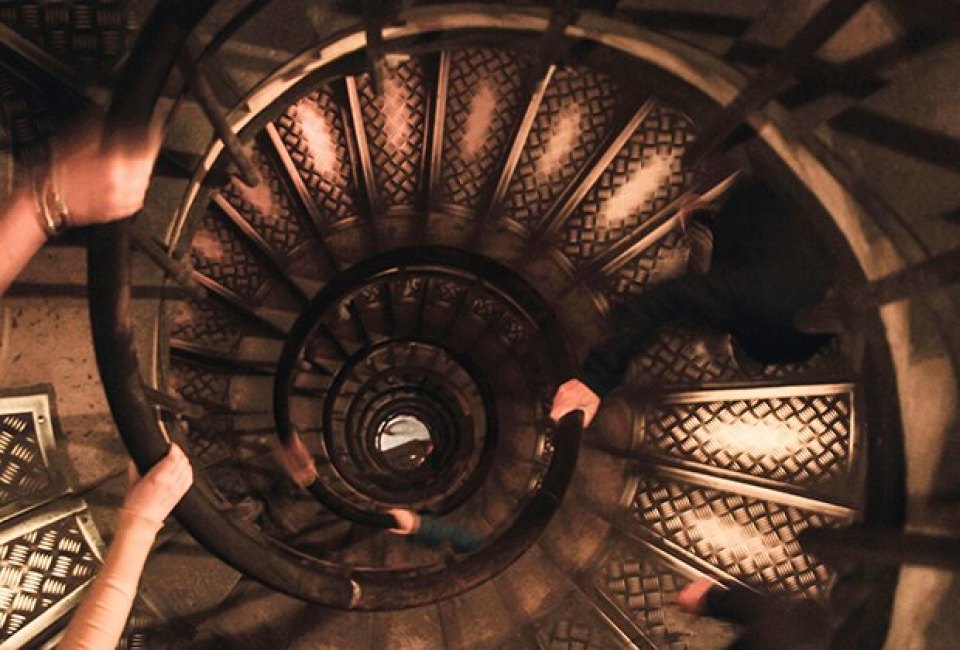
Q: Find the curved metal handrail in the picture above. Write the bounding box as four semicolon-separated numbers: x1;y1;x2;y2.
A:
89;2;584;608
89;0;352;606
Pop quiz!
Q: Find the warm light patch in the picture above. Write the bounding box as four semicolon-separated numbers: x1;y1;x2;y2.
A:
234;178;276;219
171;302;195;326
705;421;811;458
689;510;785;563
191;229;225;263
460;82;497;161
536;100;582;180
599;153;678;228
381;72;412;153
295;100;340;178
377;413;432;451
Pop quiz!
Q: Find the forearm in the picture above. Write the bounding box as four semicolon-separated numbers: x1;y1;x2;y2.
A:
0;187;48;296
579;282;695;397
59;512;161;650
579;275;736;397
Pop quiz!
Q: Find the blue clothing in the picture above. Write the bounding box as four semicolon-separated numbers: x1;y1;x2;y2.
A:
412;515;484;553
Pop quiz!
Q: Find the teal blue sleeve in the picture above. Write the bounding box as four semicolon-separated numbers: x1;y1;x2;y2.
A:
413;516;484;553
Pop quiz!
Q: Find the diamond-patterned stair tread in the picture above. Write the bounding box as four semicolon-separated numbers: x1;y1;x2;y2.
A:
559;104;696;267
274;88;361;225
0;392;65;522
504;64;620;231
595;538;738;649
168;298;246;356
630;475;845;599
0;0;130;78
0;501;101;647
621;325;744;389
532;592;623;650
438;48;532;213
356;56;429;210
643;385;857;493
219;142;317;261
189;210;279;303
0;70;51;177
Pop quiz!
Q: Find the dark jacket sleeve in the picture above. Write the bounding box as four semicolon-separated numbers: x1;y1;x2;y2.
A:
413;516;484;553
706;586;831;650
579;273;740;397
704;585;769;625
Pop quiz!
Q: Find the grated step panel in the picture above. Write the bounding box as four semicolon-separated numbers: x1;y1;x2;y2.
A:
623;325;746;389
433;48;536;219
0;393;64;523
597;227;692;302
554;102;697;275
349;53;437;252
0;498;101;648
217;142;338;282
0;0;131;80
627;473;849;600
187;208;306;313
167;298;253;357
531;590;625;650
499;63;623;234
634;383;864;506
591;533;738;650
273;87;367;230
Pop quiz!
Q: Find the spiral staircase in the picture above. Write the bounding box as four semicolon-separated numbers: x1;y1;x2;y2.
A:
1;1;958;648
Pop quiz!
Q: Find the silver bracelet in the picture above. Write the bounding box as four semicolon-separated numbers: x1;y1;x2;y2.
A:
33;174;69;237
33;175;57;237
48;163;72;229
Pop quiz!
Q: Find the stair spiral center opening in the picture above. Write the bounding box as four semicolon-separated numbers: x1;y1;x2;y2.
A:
274;246;571;519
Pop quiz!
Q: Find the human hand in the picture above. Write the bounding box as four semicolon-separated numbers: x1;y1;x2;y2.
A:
121;443;193;526
676;578;714;615
387;508;420;535
549;379;601;427
53;117;161;226
272;430;318;488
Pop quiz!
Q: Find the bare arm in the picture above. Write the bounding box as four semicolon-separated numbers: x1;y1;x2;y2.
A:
59;444;192;650
0;119;159;296
0;187;47;295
